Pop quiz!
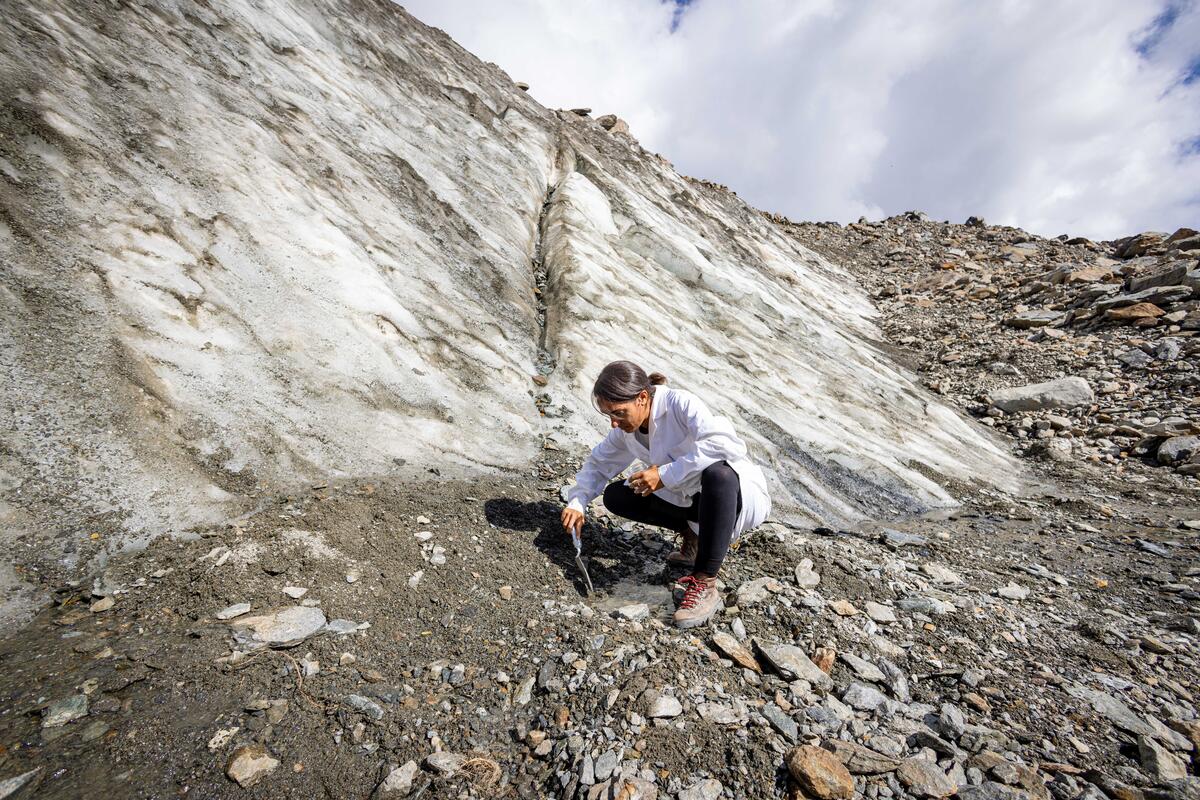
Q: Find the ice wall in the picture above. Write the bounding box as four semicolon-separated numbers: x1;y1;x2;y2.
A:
0;0;1023;615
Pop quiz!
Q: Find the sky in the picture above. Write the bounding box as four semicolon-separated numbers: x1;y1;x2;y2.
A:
401;0;1200;241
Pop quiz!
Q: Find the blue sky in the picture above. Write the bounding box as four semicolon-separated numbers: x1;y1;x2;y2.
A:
404;0;1200;240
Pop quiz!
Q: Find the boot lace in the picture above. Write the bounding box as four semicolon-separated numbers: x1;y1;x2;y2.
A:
677;576;707;610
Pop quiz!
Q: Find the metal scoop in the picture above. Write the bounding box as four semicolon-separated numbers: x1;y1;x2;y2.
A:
570;525;594;596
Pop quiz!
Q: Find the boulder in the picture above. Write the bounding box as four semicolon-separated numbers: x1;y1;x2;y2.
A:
988;377;1093;413
1158;436;1200;465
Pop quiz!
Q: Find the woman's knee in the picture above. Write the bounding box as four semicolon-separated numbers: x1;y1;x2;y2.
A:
700;461;738;492
602;480;635;514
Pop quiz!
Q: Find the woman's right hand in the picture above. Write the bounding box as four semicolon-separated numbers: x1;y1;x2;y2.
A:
561;507;585;538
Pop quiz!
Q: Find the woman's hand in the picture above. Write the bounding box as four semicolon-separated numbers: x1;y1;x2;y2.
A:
561;507;585;537
630;465;663;496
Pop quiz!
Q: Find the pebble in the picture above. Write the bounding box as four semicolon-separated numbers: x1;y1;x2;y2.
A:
616;603;649;621
498;585;513;600
89;596;115;613
282;586;308;599
830;599;860;616
711;631;762;672
920;563;963;584
376;760;418;795
795;559;822;588
225;745;279;788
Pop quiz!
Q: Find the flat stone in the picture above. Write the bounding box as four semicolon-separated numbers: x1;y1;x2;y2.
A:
424;752;467;775
89;596;115;613
762;703;799;741
823;739;902;774
215;602;251;620
697;702;747;725
786;744;854;799
865;602;897;623
0;768;41;799
842;682;889;711
754;640;832;688
839;652;885;683
996;582;1029;601
229;606;327;648
42;694;88;728
647;694;682;718
678;778;723;800
920;562;963;584
1004;309;1062;329
830;599;859;616
376;760;418;796
281;586;307;599
594;749;618;781
1105;302;1164;322
737;576;783;605
711;631;761;672
897;758;958;798
988;377;1093;413
616;603;649;621
225;745;279;788
1064;684;1155;737
346;695;384;720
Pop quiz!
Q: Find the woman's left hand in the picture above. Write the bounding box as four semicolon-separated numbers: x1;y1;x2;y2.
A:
630;466;663;496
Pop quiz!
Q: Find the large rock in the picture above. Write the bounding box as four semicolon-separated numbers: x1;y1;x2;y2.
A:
988;377;1093;413
1137;735;1188;782
786;745;854;799
0;0;1026;621
1158;436;1200;465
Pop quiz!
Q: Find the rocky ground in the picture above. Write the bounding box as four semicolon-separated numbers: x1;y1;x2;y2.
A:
1;219;1199;800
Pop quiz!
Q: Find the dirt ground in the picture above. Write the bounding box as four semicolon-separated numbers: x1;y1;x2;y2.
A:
0;440;1196;798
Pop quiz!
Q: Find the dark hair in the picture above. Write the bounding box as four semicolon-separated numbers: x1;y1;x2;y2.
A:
592;360;667;411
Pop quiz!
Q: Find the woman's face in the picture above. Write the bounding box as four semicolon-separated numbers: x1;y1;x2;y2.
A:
597;390;650;432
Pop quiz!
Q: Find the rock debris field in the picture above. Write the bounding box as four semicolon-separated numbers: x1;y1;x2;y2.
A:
1;240;1198;797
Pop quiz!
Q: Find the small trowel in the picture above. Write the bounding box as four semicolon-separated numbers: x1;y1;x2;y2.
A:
570;524;594;596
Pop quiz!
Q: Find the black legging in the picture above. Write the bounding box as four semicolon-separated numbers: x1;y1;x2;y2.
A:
602;460;743;576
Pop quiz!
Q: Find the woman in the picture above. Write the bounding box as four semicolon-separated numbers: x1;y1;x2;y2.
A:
561;361;771;629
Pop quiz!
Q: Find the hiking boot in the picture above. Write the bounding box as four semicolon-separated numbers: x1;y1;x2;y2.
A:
666;528;698;568
672;575;722;629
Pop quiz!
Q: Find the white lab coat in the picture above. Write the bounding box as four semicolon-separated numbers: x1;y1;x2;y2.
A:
566;386;771;540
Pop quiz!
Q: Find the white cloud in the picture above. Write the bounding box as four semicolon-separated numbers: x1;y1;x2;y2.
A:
401;0;1200;240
